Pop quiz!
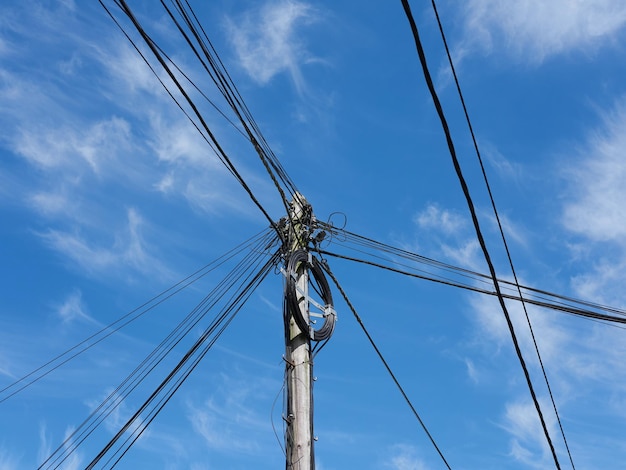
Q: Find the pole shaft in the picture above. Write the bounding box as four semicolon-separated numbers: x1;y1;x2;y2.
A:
285;194;314;470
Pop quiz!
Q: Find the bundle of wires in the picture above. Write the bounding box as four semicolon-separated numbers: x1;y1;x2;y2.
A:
38;229;281;470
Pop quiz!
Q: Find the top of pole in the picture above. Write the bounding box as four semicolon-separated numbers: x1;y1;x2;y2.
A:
288;192;312;252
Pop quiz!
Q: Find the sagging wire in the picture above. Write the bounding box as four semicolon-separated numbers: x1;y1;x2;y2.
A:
40;231;281;469
321;261;453;470
1;228;277;405
100;0;284;240
89;250;281;470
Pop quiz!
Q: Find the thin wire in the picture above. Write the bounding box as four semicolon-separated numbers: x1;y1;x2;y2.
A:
322;262;452;469
429;2;576;467
87;251;280;469
270;370;288;457
41;232;280;469
162;0;300;234
318;224;626;321
1;228;274;404
319;249;626;327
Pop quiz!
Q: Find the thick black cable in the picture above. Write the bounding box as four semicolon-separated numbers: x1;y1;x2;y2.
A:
178;0;300;197
429;2;576;467
400;2;561;467
284;249;336;341
101;0;283;240
160;0;296;218
321;262;452;469
105;252;279;469
164;0;305;241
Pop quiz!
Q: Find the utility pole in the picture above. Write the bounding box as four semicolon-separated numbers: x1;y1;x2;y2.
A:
282;193;336;470
284;193;314;470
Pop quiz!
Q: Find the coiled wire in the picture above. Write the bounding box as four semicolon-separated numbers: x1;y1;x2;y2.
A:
284;249;336;341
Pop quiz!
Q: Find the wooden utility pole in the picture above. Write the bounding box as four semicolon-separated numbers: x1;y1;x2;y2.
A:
284;193;314;470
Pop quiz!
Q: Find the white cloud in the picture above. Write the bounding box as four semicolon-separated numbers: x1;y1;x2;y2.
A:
559;97;626;305
36;425;84;470
186;372;277;455
562;97;626;244
55;290;94;325
501;398;557;469
59;426;84;470
12;117;132;175
225;0;319;93
385;444;430;470
462;0;626;63
37;424;52;467
482;142;524;183
40;207;171;280
441;239;482;271
0;448;19;470
415;204;466;236
412;203;485;271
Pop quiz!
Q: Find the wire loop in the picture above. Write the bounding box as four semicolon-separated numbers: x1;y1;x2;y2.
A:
285;249;336;341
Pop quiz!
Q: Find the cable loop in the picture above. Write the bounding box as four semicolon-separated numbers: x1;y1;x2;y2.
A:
284;249;336;341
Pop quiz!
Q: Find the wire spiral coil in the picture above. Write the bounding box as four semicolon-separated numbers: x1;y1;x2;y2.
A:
285;249;336;341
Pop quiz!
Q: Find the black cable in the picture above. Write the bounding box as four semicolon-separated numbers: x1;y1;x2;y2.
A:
178;0;300;197
1;228;275;405
86;250;280;469
319;223;626;321
100;0;284;241
284;249;336;341
321;262;452;469
159;0;296;219
429;2;576;467
319;249;626;327
400;2;561;467
41;232;280;469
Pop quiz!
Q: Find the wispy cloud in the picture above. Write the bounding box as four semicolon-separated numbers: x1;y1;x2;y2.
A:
186;371;279;455
461;0;626;63
562;97;626;244
415;203;466;236
225;0;320;93
37;425;84;470
559;96;626;305
40;207;172;280
0;448;19;470
55;290;95;325
385;444;430;470
0;1;270;285
413;203;485;271
501;398;556;469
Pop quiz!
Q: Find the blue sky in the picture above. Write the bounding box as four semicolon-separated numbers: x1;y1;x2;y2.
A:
2;0;626;468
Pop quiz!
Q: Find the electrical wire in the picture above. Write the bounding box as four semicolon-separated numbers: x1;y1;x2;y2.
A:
284;249;336;341
39;232;280;469
321;261;452;470
404;1;575;464
90;250;281;469
99;0;284;240
1;228;276;405
428;2;576;467
162;0;299;207
318;249;626;327
316;223;626;324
